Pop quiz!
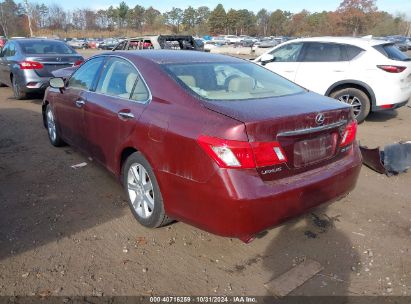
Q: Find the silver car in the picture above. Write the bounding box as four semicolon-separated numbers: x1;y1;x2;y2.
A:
0;39;84;99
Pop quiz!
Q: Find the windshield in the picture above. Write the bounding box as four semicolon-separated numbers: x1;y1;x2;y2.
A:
163;62;305;101
19;40;76;55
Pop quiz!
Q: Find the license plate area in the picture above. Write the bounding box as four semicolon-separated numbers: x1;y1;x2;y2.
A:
293;133;337;168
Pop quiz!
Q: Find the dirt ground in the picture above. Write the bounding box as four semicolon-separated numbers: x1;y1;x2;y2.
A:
0;51;411;298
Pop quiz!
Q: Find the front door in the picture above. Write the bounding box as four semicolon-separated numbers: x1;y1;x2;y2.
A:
83;57;150;173
262;42;303;82
53;56;105;150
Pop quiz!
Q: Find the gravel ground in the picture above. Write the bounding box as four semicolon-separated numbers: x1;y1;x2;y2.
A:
0;50;410;298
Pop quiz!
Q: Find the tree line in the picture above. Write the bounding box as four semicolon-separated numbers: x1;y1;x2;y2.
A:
0;0;409;38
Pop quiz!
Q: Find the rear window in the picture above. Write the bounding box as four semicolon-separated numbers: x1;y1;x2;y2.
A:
373;43;410;61
19;40;76;55
163;62;305;101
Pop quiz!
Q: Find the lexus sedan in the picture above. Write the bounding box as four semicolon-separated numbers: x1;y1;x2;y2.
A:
42;51;362;242
0;39;84;99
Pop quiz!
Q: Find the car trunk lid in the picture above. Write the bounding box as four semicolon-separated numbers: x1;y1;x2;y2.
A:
24;55;83;77
203;92;354;180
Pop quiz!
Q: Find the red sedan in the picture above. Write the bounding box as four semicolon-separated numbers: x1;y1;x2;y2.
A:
42;51;362;242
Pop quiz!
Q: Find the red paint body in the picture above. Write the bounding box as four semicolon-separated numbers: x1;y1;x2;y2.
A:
43;51;362;241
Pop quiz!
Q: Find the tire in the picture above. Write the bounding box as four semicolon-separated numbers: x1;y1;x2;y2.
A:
45;104;65;147
330;88;370;123
122;152;171;228
11;75;27;100
0;82;7;87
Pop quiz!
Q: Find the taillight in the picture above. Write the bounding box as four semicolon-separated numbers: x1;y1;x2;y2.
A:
377;65;406;73
19;61;44;70
73;60;83;66
197;135;287;169
340;120;357;147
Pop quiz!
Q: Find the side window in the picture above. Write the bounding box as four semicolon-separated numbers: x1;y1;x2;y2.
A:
8;43;16;56
269;43;303;62
96;58;149;101
113;40;126;51
68;57;105;90
302;43;345;62
143;39;153;49
1;44;10;57
345;45;364;60
127;40;139;50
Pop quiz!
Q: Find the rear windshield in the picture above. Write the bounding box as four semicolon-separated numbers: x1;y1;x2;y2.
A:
163;62;305;101
19;40;76;55
373;43;410;61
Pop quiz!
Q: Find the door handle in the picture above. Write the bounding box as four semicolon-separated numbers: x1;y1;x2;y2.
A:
284;70;295;73
75;99;85;108
118;111;134;120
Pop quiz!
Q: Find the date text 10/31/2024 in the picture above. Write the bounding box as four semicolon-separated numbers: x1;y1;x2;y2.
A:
149;296;257;303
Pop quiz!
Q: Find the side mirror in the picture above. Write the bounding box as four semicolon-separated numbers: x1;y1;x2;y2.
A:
49;77;65;90
260;53;274;65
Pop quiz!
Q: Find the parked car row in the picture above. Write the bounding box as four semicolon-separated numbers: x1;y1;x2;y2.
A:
112;35;205;52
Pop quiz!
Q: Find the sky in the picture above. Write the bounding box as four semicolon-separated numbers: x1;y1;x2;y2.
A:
28;0;411;18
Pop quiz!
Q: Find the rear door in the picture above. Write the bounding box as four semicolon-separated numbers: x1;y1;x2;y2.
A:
295;42;349;94
83;57;150;173
53;56;105;150
262;42;303;81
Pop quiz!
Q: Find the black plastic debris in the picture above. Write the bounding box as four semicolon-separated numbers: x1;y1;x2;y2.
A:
360;142;411;176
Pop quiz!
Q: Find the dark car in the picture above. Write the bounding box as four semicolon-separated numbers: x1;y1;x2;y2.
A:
386;36;408;52
0;39;84;99
42;51;361;242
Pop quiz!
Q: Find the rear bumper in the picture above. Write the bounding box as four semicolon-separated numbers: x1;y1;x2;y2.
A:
16;70;50;92
157;143;362;241
372;99;409;112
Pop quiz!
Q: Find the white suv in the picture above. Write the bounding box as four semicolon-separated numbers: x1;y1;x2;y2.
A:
255;37;411;122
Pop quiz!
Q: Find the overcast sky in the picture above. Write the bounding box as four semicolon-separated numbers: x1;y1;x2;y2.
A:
31;0;411;18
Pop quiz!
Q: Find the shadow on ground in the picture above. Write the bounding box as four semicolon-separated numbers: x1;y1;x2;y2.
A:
261;204;360;300
366;110;398;122
0;107;128;260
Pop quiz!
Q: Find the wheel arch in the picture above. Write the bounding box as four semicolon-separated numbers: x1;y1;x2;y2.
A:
325;80;376;109
119;147;139;178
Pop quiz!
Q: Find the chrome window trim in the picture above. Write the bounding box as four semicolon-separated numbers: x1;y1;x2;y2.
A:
67;54;152;105
277;120;347;137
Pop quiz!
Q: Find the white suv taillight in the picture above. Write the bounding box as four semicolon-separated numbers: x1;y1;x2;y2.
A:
377;65;406;73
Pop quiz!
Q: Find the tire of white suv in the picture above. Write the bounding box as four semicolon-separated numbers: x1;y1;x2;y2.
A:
330;88;370;123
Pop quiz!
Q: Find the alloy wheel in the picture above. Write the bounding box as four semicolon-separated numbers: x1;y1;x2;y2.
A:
338;94;362;118
127;163;154;219
12;77;20;98
46;108;57;142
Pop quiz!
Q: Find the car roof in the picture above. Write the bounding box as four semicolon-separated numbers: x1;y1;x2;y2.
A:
12;38;62;43
115;50;243;64
287;36;389;48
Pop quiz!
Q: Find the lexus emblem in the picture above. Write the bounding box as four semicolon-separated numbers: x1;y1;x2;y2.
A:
315;113;325;125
